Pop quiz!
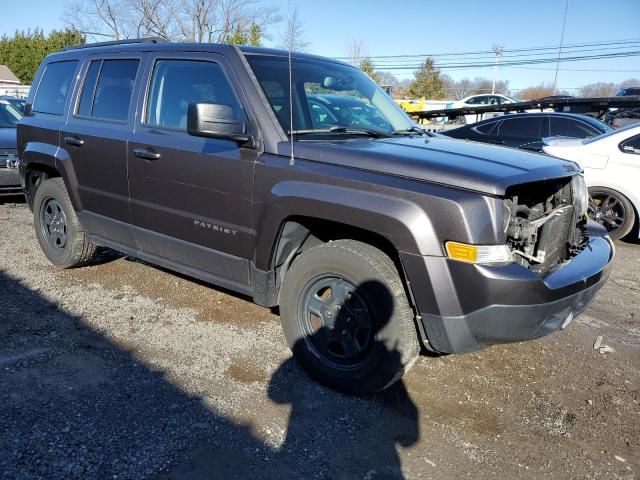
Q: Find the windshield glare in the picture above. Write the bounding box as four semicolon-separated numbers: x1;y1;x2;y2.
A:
245;55;414;136
0;103;21;128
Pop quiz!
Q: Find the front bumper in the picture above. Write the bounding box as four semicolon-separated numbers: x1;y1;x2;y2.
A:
0;167;21;195
401;226;614;353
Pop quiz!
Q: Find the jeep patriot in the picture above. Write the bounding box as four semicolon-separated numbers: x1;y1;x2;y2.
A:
18;39;614;395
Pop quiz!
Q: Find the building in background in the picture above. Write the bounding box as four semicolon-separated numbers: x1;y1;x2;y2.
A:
0;65;30;98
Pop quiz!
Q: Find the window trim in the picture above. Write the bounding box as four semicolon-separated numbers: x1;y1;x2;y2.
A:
472;119;499;135
619;134;640;155
32;60;80;116
72;55;143;125
140;56;249;135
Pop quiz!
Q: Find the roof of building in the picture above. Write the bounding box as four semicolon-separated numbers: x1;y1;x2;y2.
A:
0;65;20;84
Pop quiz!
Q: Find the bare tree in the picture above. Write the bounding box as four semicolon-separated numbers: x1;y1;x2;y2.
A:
516;83;556;100
345;39;366;66
64;0;280;43
450;78;474;100
64;0;133;40
578;82;618;98
279;4;308;51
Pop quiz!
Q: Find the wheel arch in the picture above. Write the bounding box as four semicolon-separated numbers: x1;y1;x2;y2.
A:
22;142;82;211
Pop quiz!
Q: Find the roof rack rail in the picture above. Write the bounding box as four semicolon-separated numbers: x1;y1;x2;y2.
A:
63;37;168;51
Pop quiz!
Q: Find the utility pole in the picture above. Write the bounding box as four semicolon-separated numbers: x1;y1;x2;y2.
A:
491;44;504;94
554;0;569;93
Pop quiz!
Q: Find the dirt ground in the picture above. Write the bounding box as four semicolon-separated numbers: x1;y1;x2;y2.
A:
0;197;638;480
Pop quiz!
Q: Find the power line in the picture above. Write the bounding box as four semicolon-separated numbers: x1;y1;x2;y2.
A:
334;37;640;61
368;43;640;65
371;51;640;71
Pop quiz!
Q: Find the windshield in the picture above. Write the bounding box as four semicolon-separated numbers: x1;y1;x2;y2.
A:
245;54;414;137
0;103;21;128
582;122;640;144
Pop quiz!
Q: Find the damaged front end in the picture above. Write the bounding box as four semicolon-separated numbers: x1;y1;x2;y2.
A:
503;174;589;274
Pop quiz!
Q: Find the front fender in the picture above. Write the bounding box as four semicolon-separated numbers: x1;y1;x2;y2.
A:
253;180;440;270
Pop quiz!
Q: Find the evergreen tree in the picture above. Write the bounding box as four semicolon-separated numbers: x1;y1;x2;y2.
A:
407;58;444;99
358;57;380;84
0;29;84;84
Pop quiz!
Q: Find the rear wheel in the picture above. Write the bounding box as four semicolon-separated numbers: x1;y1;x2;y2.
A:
588;187;635;241
33;178;97;268
279;240;420;395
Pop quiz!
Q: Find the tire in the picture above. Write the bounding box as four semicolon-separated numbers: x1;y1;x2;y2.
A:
279;240;420;395
33;178;97;268
588;187;636;241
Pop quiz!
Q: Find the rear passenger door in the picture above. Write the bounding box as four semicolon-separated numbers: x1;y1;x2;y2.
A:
128;53;257;288
62;54;145;246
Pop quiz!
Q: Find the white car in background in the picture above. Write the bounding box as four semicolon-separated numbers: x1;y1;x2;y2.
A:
543;123;640;240
449;94;524;125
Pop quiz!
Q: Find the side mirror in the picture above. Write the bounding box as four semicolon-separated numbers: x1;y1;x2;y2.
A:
187;102;252;144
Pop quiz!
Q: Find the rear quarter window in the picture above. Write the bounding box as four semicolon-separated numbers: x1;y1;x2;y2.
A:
32;61;78;115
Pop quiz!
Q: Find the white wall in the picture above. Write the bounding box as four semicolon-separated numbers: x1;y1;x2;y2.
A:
0;85;30;98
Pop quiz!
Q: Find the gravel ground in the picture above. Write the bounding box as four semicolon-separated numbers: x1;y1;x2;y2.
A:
0;197;638;479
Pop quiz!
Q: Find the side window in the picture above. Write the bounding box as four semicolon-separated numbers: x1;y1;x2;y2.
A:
145;59;243;131
77;59;139;121
474;120;498;134
621;135;640;154
32;61;78;115
498;117;541;137
77;60;101;117
550;117;598;138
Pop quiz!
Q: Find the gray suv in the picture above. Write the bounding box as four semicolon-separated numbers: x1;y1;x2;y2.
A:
18;39;614;395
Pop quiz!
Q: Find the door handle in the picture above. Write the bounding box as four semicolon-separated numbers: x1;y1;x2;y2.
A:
133;148;161;160
64;137;84;147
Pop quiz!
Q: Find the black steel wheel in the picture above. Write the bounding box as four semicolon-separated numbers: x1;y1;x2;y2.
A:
40;197;68;250
588;187;636;241
33;178;97;268
279;240;420;395
298;275;374;371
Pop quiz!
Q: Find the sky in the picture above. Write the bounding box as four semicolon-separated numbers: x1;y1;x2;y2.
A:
1;0;639;92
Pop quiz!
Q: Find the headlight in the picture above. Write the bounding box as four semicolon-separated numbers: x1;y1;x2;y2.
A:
572;174;588;217
445;241;512;264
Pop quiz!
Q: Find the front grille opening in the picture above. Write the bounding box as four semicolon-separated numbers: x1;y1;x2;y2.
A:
504;176;587;274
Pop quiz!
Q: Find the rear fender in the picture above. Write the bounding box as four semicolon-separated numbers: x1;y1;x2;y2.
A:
22;143;82;211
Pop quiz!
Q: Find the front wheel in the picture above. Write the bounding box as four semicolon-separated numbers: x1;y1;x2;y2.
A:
588;187;636;241
279;240;420;395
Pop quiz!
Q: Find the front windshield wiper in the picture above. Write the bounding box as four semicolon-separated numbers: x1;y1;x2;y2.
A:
288;126;392;138
391;126;434;137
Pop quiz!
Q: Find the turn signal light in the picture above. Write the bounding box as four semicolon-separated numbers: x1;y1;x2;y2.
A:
445;242;512;264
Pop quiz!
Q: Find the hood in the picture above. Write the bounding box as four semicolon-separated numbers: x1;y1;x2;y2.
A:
0;128;17;149
278;136;579;196
542;136;585;148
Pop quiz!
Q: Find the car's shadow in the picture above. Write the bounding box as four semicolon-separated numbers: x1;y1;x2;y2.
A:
0;269;421;479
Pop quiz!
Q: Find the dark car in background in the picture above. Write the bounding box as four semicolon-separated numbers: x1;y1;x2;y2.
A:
442;112;611;151
0;96;27;114
0;99;21;195
604;86;640;129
